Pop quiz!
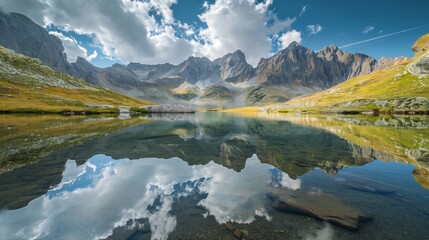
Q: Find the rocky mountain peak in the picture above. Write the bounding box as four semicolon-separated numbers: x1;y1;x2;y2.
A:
270;43;316;67
183;56;212;65
317;45;348;63
214;49;255;83
255;41;380;89
214;50;246;64
283;41;308;53
319;45;340;55
112;63;126;69
288;41;300;48
224;49;245;58
0;10;72;73
327;45;339;51
175;56;220;84
75;56;92;66
274;43;314;65
328;45;339;51
125;62;175;81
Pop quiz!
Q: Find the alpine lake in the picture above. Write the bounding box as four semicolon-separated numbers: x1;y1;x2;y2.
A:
0;112;428;240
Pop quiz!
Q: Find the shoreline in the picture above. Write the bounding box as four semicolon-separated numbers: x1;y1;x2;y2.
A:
0;108;121;115
1;106;428;116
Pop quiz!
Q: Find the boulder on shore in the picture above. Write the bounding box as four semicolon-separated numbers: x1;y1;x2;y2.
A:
407;51;429;78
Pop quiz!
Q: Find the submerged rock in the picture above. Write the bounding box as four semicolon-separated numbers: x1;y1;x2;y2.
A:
233;228;242;239
240;228;249;238
269;188;369;230
224;222;235;231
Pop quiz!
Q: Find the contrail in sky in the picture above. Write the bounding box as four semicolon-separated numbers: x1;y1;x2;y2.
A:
339;26;428;49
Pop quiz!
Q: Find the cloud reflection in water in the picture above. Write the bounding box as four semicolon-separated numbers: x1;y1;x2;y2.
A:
0;154;300;240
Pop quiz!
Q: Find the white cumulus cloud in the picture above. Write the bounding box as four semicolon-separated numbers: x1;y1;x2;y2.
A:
0;0;297;66
195;0;295;66
49;31;97;62
279;30;302;49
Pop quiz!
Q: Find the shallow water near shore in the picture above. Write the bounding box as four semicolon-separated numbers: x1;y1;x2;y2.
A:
0;112;428;240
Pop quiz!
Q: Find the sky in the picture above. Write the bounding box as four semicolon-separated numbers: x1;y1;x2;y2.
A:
0;0;428;68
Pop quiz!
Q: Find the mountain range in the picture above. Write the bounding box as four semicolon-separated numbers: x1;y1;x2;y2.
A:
0;10;410;108
265;33;429;114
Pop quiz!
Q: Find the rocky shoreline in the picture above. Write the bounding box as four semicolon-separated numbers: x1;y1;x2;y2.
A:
144;105;195;113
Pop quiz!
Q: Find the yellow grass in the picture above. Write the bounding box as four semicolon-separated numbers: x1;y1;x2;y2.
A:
0;79;154;113
222;106;262;112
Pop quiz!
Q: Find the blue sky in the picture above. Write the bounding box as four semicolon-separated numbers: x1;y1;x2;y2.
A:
1;0;428;67
173;0;429;58
270;0;429;58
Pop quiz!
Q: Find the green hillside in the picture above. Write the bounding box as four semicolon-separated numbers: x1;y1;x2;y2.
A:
0;46;154;114
267;34;429;114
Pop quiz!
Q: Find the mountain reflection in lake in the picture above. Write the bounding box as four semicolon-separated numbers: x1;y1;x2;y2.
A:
0;113;428;240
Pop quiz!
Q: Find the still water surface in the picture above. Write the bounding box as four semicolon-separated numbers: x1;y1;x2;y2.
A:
0;113;428;240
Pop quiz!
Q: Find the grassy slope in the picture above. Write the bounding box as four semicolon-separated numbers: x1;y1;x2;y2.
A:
0;46;154;113
265;33;429;113
277;62;427;111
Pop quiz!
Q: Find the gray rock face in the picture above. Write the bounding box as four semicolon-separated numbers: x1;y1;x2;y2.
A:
407;51;429;78
126;62;174;80
71;57;143;91
374;56;410;70
173;56;221;84
317;45;375;79
71;57;104;86
256;42;378;89
214;50;255;83
0;10;72;73
256;42;329;87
